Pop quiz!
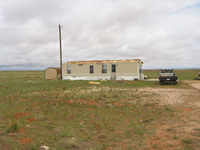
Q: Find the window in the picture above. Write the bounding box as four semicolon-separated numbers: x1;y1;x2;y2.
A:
78;64;83;66
112;64;116;73
90;65;94;74
102;65;107;73
67;66;71;74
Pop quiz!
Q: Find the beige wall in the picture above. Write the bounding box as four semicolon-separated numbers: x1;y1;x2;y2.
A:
63;63;109;75
116;62;138;74
63;62;139;75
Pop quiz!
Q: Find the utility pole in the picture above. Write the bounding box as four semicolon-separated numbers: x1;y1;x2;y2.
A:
59;24;62;79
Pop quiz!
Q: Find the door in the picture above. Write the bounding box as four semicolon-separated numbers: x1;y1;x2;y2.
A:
111;64;116;80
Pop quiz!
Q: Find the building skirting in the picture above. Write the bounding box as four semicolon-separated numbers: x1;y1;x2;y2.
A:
62;75;141;81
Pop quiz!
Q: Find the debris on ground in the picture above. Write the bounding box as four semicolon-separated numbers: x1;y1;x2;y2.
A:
100;79;107;82
39;146;49;150
89;81;101;84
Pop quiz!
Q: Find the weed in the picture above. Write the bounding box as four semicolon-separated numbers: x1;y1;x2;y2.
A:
169;144;174;147
36;115;47;121
133;125;145;136
108;88;113;93
192;128;200;137
29;144;39;150
181;138;193;144
60;130;74;138
112;94;118;98
152;144;157;148
173;135;179;139
6;120;19;133
166;128;172;131
57;139;79;149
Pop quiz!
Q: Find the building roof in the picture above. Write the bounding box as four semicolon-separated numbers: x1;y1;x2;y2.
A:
64;59;143;64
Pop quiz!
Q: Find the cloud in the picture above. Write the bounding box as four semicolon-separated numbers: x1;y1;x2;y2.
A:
0;0;200;70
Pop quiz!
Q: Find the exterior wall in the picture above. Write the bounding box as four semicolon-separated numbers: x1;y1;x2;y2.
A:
45;68;57;80
62;62;142;80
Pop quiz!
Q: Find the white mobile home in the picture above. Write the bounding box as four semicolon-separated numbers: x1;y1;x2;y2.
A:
62;59;144;80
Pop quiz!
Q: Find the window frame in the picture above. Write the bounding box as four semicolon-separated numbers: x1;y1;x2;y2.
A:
102;65;107;74
111;64;116;73
67;66;71;74
90;65;94;74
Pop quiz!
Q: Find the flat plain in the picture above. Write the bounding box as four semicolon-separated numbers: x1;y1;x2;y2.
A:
0;69;200;150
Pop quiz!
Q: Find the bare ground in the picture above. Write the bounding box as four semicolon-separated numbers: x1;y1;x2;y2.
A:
139;80;200;150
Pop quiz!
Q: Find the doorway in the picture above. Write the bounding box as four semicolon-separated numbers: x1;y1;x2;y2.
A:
111;64;116;80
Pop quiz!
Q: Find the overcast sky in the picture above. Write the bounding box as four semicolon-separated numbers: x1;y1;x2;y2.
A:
0;0;200;70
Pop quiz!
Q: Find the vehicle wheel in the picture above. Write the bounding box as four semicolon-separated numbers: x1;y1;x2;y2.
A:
159;81;163;85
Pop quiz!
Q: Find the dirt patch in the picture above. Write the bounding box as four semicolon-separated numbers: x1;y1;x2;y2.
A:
18;128;27;133
145;125;183;150
14;112;31;119
191;83;200;90
77;99;86;104
177;108;193;111
33;103;40;106
14;108;23;111
85;107;94;111
56;98;64;102
138;88;200;107
66;100;75;104
141;85;200;149
18;138;33;144
113;102;123;107
65;99;99;106
183;80;200;90
87;101;99;106
19;97;28;102
26;118;38;122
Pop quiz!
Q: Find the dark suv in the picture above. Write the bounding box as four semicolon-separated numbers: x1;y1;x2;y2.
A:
158;69;178;85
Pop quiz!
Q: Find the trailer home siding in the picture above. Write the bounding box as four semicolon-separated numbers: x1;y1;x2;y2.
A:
62;59;143;80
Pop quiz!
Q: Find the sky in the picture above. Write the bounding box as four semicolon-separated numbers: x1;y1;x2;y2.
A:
0;0;200;70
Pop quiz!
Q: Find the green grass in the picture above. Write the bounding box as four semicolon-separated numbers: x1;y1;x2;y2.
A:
0;71;44;79
0;70;199;149
144;69;200;80
6;119;19;133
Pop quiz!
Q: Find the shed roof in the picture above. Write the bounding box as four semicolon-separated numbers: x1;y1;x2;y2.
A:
64;59;142;64
46;67;61;74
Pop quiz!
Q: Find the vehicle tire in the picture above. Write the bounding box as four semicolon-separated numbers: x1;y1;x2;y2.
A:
159;81;163;85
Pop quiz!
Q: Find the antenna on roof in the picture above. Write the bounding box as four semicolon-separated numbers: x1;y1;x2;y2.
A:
59;24;62;79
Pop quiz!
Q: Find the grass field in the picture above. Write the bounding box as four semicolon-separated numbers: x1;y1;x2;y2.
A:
144;69;200;80
0;69;199;149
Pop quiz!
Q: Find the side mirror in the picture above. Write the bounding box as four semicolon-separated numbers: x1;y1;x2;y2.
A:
157;73;159;75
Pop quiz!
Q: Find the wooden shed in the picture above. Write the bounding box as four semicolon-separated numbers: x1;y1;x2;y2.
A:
45;67;61;80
